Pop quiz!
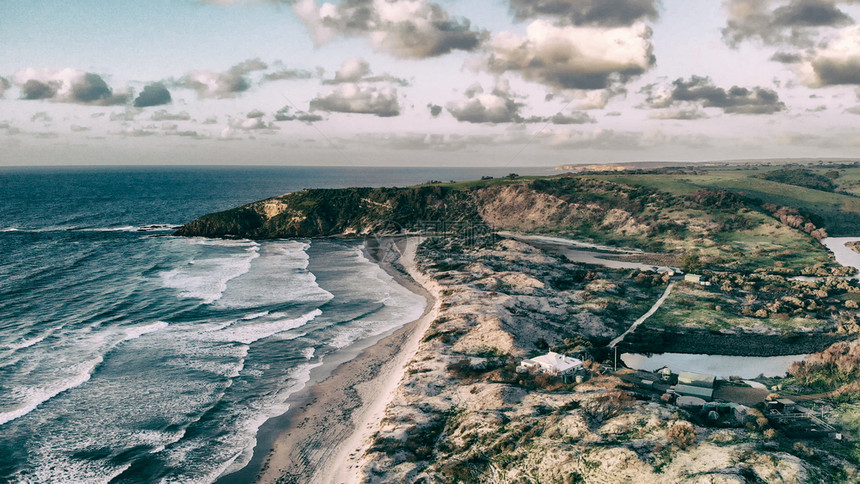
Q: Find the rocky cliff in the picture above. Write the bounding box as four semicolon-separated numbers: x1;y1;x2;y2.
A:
174;176;704;245
174;185;481;238
174;175;844;275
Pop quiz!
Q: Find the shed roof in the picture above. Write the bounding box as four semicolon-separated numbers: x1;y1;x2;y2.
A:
671;384;714;401
677;396;706;407
678;371;716;388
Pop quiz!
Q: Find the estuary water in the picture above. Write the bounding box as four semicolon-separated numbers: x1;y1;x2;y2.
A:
0;165;539;483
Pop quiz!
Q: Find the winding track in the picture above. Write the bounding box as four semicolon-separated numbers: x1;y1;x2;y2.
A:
609;282;676;348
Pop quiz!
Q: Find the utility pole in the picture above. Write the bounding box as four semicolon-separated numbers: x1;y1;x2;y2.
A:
614;346;617;372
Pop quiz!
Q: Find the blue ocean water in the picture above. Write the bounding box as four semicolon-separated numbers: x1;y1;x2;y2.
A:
0;166;546;483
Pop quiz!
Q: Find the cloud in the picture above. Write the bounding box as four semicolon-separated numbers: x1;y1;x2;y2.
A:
263;68;315;81
321;57;410;86
292;0;485;58
13;68;128;105
772;0;852;28
310;83;400;117
801;26;860;86
120;127;158;137
31;112;52;123
351;132;497;152
110;108;142;122
0;77;9;98
228;116;277;131
183;58;268;98
641;76;785;115
649;108;708;120
428;103;442;117
547;127;713;150
771;51;803;63
134;82;172;107
247;109;265;118
219;114;279;139
151;110;191;121
20;80;57;100
332;58;370;83
574;87;627;109
446;80;525;123
482;20;654;90
446;80;599;124
274;106;325;122
508;0;658;27
162;124;208;139
547;111;597;124
722;0;854;48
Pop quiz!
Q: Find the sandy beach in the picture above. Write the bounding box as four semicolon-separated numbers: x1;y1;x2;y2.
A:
250;236;440;484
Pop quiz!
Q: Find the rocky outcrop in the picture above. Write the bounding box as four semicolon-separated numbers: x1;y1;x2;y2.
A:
175;177;671;243
174;185;480;238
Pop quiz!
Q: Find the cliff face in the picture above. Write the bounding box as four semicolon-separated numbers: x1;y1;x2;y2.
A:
174;177;669;241
174;185;481;238
173;176;843;276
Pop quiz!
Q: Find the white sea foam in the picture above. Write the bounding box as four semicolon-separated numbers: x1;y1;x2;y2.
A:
209;309;322;345
161;241;260;304
215;241;333;309
0;356;103;426
322;245;426;350
302;347;315;360
123;321;168;341
4;335;47;351
28;458;132;484
163;360;323;483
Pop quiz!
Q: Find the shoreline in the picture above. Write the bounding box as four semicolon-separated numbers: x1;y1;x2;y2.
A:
224;236;437;484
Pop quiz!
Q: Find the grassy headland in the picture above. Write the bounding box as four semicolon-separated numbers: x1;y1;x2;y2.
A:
176;160;860;482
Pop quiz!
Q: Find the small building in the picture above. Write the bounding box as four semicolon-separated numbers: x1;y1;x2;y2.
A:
765;398;798;414
732;404;751;423
678;371;715;388
670;384;714;401
684;274;711;286
677;396;706;408
677;371;716;389
518;352;583;375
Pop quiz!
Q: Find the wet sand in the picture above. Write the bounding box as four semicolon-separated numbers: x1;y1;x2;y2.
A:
240;237;437;484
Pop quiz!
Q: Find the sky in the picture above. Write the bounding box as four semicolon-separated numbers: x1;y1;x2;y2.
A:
3;0;860;167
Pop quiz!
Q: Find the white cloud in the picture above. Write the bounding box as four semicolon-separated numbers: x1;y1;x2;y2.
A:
12;68;128;105
292;0;484;58
483;20;654;91
800;26;860;86
310;83;401;116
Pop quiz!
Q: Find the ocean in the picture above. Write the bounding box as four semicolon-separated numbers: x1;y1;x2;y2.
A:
0;165;546;483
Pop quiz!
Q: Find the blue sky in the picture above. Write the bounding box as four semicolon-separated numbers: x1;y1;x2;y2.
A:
3;0;860;166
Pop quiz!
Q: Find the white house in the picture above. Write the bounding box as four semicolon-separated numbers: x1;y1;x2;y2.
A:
518;352;583;375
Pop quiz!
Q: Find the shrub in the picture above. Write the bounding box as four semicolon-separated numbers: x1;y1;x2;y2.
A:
581;389;634;425
793;441;814;457
667;421;697;449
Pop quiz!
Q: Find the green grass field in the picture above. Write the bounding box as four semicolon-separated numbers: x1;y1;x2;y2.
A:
585;165;860;236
